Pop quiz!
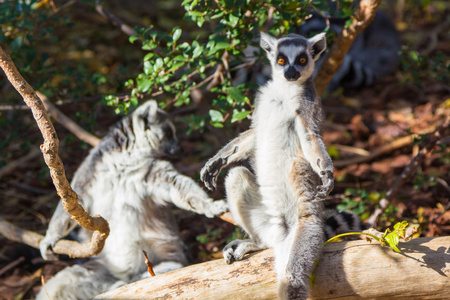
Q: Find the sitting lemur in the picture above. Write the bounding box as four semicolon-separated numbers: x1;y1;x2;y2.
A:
37;100;228;300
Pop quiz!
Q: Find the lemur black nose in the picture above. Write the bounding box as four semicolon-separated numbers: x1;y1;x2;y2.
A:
285;66;300;81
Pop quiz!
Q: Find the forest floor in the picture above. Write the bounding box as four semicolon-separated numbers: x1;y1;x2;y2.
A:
0;2;449;300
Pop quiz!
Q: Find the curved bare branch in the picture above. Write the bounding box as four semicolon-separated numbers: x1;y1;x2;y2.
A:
0;45;109;258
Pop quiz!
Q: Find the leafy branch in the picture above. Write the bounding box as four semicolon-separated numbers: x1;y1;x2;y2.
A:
104;0;375;131
323;221;417;253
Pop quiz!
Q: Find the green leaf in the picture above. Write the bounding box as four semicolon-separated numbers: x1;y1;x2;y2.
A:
154;58;164;70
211;11;225;19
211;122;224;128
231;110;250;123
209;109;224;122
384;232;401;253
228;13;239;28
143;61;153;75
170;61;186;72
327;145;340;159
129;35;140;44
143;53;155;61
142;42;156;51
138;78;152;93
130;96;139;106
197;17;205;28
173;55;186;61
173;28;182;42
228;87;246;103
215;40;232;50
192;44;203;58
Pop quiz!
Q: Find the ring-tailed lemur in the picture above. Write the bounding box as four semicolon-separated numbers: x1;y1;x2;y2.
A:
37;100;228;300
201;32;333;299
238;9;401;91
297;10;401;90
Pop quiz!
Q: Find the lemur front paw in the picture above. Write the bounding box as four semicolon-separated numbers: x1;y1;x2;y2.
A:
315;170;334;200
203;199;229;218
223;239;262;264
200;157;227;191
39;235;59;260
223;240;248;264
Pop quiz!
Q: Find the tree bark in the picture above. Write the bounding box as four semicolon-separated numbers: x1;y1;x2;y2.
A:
96;236;450;299
314;0;382;96
0;45;109;258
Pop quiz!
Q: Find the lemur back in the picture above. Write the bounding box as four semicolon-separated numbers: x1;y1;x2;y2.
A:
201;32;333;299
37;101;228;300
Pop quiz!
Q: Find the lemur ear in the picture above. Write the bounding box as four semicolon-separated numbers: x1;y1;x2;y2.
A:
136;100;159;123
308;32;327;61
260;32;277;58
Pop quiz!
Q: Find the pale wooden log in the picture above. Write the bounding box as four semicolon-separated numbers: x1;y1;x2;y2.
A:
96;236;450;299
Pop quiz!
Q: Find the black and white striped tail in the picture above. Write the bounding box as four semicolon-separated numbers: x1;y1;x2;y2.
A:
324;211;365;240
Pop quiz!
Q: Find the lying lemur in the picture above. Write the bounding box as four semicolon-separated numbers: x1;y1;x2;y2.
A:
37;100;228;300
201;32;339;299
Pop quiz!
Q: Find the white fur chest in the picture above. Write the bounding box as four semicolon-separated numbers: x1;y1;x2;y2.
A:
79;150;160;278
253;81;304;185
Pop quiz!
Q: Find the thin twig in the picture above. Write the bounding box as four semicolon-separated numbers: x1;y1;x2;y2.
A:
143;250;156;277
95;4;138;37
221;51;231;80
0;148;41;179
50;0;77;17
333;144;370;157
334;134;419;168
206;63;224;91
0;94;109;111
41;275;52;300
0;256;25;276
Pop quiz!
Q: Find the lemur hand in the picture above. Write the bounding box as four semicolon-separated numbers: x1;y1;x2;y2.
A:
200;157;227;191
315;170;334;200
39;235;60;261
202;199;229;218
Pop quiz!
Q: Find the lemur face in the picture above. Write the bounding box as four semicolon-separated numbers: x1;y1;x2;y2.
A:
260;32;327;83
147;112;183;158
276;36;310;81
131;100;183;158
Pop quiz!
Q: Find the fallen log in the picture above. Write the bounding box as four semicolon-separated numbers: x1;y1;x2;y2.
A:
96;236;449;299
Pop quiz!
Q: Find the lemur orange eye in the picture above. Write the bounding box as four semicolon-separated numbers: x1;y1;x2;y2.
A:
277;58;285;65
299;57;306;64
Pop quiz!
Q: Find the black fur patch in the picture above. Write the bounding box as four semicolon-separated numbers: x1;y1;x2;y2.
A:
144;160;157;182
302;78;317;102
340;211;366;230
281;215;290;235
325;215;339;229
340;211;355;225
278;34;308;49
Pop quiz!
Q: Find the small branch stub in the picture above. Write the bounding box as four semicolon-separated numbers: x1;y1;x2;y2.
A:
143;250;156;277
